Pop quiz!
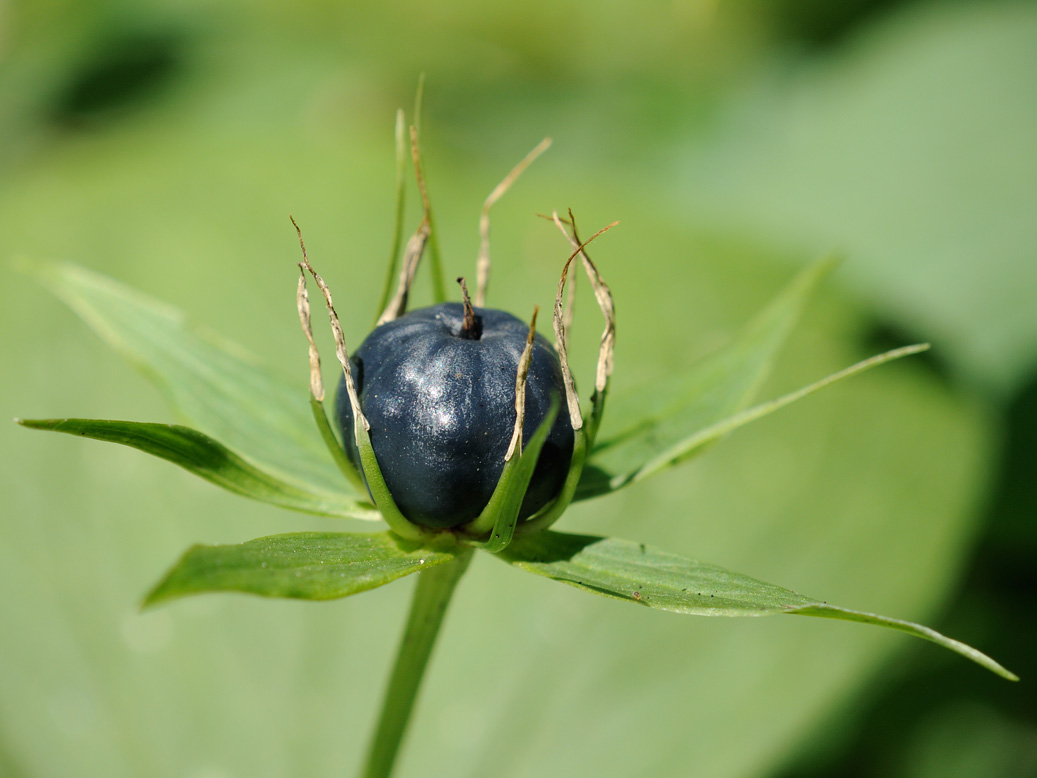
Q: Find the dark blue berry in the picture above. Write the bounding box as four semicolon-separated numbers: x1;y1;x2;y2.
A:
336;302;574;529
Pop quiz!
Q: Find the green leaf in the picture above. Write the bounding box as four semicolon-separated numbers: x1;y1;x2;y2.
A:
677;3;1037;397
582;343;929;497
501;530;1017;680
145;531;460;605
17;418;378;520
26;260;350;496
578;257;835;498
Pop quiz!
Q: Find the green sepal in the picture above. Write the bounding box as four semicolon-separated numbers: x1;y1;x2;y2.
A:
577;342;928;499
309;396;366;493
464;401;559;552
580;256;836;499
374;108;409;326
413;77;447;306
515;425;588;537
524;380;608;531
584;385;609;451
353;420;433;542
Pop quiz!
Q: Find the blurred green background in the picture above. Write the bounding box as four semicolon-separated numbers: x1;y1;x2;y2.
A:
1;1;1034;776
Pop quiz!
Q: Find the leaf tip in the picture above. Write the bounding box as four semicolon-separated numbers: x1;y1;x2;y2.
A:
141;576;181;614
792;603;1018;681
999;667;1021;683
141;542;210;608
139;592;167;612
15;417;48;430
805;252;842;286
139;592;164;611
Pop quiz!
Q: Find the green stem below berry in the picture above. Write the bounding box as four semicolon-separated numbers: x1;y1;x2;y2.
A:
360;546;474;778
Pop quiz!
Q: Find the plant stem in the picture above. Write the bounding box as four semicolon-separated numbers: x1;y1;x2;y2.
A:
360;546;474;778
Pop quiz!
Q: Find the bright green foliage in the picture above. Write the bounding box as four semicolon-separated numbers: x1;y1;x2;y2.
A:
145;531;460;605
500;531;1017;680
17;258;1012;680
17;417;377;519
581;341;929;498
678;4;1037;397
581;257;837;497
30;260;349;495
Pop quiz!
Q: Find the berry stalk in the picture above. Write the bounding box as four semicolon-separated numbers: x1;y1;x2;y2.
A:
360;547;474;778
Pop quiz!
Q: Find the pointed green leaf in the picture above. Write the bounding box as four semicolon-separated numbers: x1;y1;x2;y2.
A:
577;256;832;499
501;530;1016;680
145;531;460;605
17;418;378;520
580;343;929;497
27;260;350;496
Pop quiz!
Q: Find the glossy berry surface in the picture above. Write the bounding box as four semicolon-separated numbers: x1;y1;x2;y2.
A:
336;302;574;529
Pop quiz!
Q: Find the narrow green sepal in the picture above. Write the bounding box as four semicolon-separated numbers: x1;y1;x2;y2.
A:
579;256;839;499
584;386;609;450
309;396;366;493
578;341;929;500
412;77;447;305
464;401;559;552
374;108;408;325
514;426;588;537
515;369;605;537
353;420;433;542
517;328;608;535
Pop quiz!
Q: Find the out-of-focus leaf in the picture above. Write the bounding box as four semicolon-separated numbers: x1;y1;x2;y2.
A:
500;530;1017;680
145;531;459;605
17;418;378;520
26;259;351;496
578;257;835;497
677;3;1037;396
